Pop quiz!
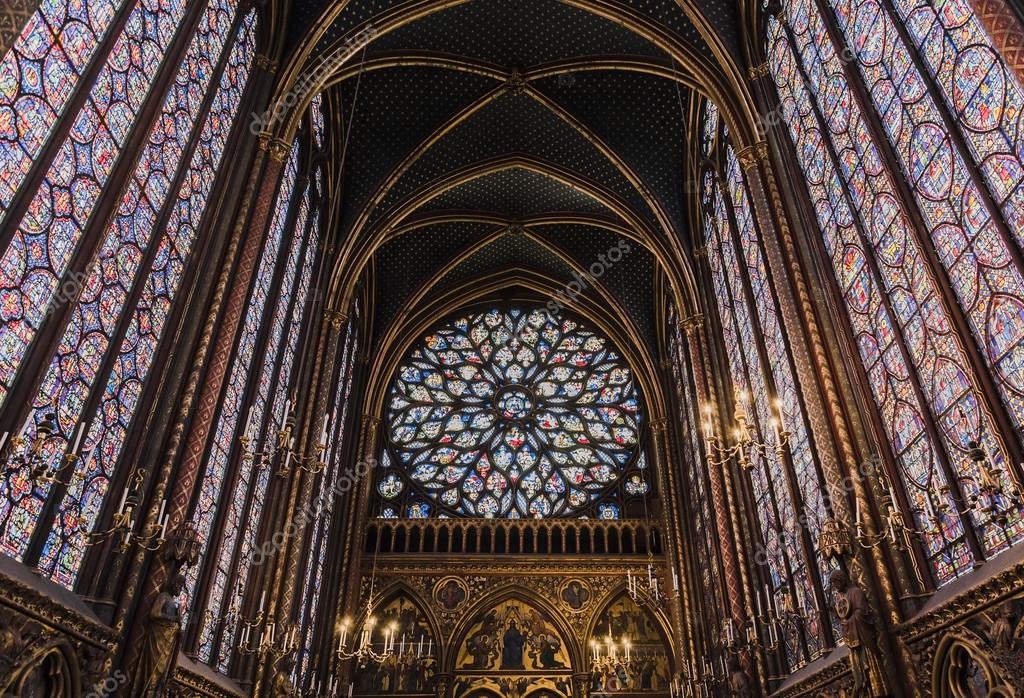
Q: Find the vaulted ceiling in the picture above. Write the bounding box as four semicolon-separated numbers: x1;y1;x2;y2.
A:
280;0;753;352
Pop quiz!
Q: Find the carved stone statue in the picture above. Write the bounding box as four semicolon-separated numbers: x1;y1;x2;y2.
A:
989;600;1019;652
829;569;887;697
727;656;755;698
130;574;185;697
271;655;300;697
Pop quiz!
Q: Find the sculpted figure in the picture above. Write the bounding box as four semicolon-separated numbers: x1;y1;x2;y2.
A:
830;569;887;697
727;657;755;698
130;574;185;697
271;655;299;697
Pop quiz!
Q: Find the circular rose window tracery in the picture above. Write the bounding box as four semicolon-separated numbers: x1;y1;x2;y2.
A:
384;306;643;518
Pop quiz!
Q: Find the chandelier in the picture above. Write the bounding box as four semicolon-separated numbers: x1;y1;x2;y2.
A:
701;389;790;471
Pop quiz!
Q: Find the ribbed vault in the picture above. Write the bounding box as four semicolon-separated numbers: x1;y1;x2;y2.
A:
268;0;756;363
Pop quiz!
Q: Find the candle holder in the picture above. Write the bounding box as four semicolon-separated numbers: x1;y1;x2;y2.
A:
239;403;333;478
702;390;790;472
625;562;675;607
81;470;170;551
0;410;89;483
239;618;299;660
334;614;400;665
589;633;633;676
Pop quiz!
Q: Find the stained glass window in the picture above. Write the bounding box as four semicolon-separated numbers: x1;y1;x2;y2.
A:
0;0;190;407
667;303;724;632
0;0;125;223
0;1;256;585
185;139;308;661
298;316;358;681
381;306;644;519
766;0;1024;583
701;154;824;665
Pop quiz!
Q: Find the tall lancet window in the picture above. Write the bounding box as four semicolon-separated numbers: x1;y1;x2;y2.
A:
0;1;257;587
188;106;328;668
766;0;1024;585
297;309;360;681
376;306;647;520
699;101;834;668
666;302;725;639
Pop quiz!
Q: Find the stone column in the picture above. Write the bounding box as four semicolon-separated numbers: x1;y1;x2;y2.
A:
119;131;290;682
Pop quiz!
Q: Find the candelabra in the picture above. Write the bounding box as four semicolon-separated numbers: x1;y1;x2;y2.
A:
625;562;678;607
702;391;790;471
238;400;334;477
957;436;1020;527
589;633;633;675
82;468;170;551
0;410;87;483
334;614;399;664
239;610;300;661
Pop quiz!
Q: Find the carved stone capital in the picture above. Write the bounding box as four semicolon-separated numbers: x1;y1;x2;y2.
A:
680;313;704;334
324;309;349;330
258;134;291;163
748;62;770;80
254;54;278;74
735;142;771;171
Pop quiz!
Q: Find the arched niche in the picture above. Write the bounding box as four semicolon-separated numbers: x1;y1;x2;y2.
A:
352;585;440;695
587;591;675;694
448;591;576;698
0;640;80;698
932;629;1018;698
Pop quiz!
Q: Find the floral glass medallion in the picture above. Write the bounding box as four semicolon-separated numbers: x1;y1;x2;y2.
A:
386;307;643;518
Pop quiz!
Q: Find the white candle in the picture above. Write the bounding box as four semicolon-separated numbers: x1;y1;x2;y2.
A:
348;684;354;698
320;411;331;444
159;513;168;540
117;486;129;515
400;634;405;655
0;431;9;452
673;568;679;591
70;422;85;454
157;499;166;527
283;398;291;421
855;497;862;527
259;591;266;613
283;448;292;472
756;588;764;617
427;638;432;656
244;407;254;436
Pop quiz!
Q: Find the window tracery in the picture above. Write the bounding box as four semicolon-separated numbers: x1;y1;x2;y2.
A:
379;306;645;519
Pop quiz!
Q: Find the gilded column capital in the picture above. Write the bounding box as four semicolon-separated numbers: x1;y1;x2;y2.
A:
736;141;771;170
258;133;291;162
324;309;349;330
681;313;704;334
254;54;278;73
650;418;669;434
748;62;769;80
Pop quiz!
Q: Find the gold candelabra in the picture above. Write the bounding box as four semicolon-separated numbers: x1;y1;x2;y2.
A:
702;390;790;471
0;410;85;483
238;400;333;477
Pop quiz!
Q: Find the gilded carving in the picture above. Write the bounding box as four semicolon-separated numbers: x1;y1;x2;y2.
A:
129;574;187;697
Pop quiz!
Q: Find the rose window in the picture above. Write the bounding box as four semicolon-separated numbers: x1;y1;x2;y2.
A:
383;306;644;518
